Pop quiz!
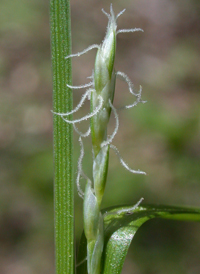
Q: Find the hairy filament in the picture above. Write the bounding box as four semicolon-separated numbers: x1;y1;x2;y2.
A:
116;8;126;19
76;257;87;267
67;82;93;89
115;197;144;215
87;73;94;78
73;124;91;138
62;95;103;124
117;28;144;34
116;71;137;96
116;71;146;109
53;89;92;117
77;137;92;198
65;44;99;59
103;197;144;218
101;99;119;147
102;8;110;19
110;144;146;175
102;7;130;25
125;85;145;109
76;171;84;198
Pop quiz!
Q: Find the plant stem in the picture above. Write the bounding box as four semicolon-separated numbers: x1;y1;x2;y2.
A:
50;1;74;274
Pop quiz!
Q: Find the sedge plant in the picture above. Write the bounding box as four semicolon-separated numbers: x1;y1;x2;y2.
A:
50;2;200;274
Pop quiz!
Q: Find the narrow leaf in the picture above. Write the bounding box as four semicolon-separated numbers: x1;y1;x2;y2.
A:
77;204;200;274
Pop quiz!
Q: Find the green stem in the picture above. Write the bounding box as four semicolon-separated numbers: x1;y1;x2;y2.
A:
50;1;74;274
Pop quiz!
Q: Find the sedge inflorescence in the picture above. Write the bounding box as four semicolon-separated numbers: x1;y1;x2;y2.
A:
54;4;146;274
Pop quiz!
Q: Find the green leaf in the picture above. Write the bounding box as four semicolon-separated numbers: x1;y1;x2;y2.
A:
77;204;200;274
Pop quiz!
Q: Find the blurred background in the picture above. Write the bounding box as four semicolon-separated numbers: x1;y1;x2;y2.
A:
0;0;200;273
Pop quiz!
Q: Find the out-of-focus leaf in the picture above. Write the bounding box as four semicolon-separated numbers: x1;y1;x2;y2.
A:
77;204;200;274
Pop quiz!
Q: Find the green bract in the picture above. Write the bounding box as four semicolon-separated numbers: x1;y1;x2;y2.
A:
83;180;104;274
91;72;116;157
93;145;109;206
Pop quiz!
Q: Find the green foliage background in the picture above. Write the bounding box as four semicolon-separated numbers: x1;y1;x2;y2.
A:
0;0;200;273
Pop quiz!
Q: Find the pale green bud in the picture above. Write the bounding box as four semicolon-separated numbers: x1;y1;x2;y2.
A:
83;180;100;241
87;213;104;274
94;9;116;91
91;71;116;156
93;145;109;206
84;181;104;274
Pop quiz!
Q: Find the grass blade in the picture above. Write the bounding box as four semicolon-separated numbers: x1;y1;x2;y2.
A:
77;204;200;274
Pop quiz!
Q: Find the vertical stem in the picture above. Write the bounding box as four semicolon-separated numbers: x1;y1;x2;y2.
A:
50;1;74;274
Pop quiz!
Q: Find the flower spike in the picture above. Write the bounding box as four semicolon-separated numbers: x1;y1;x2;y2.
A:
54;6;145;274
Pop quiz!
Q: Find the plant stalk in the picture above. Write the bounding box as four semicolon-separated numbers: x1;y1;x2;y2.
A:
50;0;74;273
